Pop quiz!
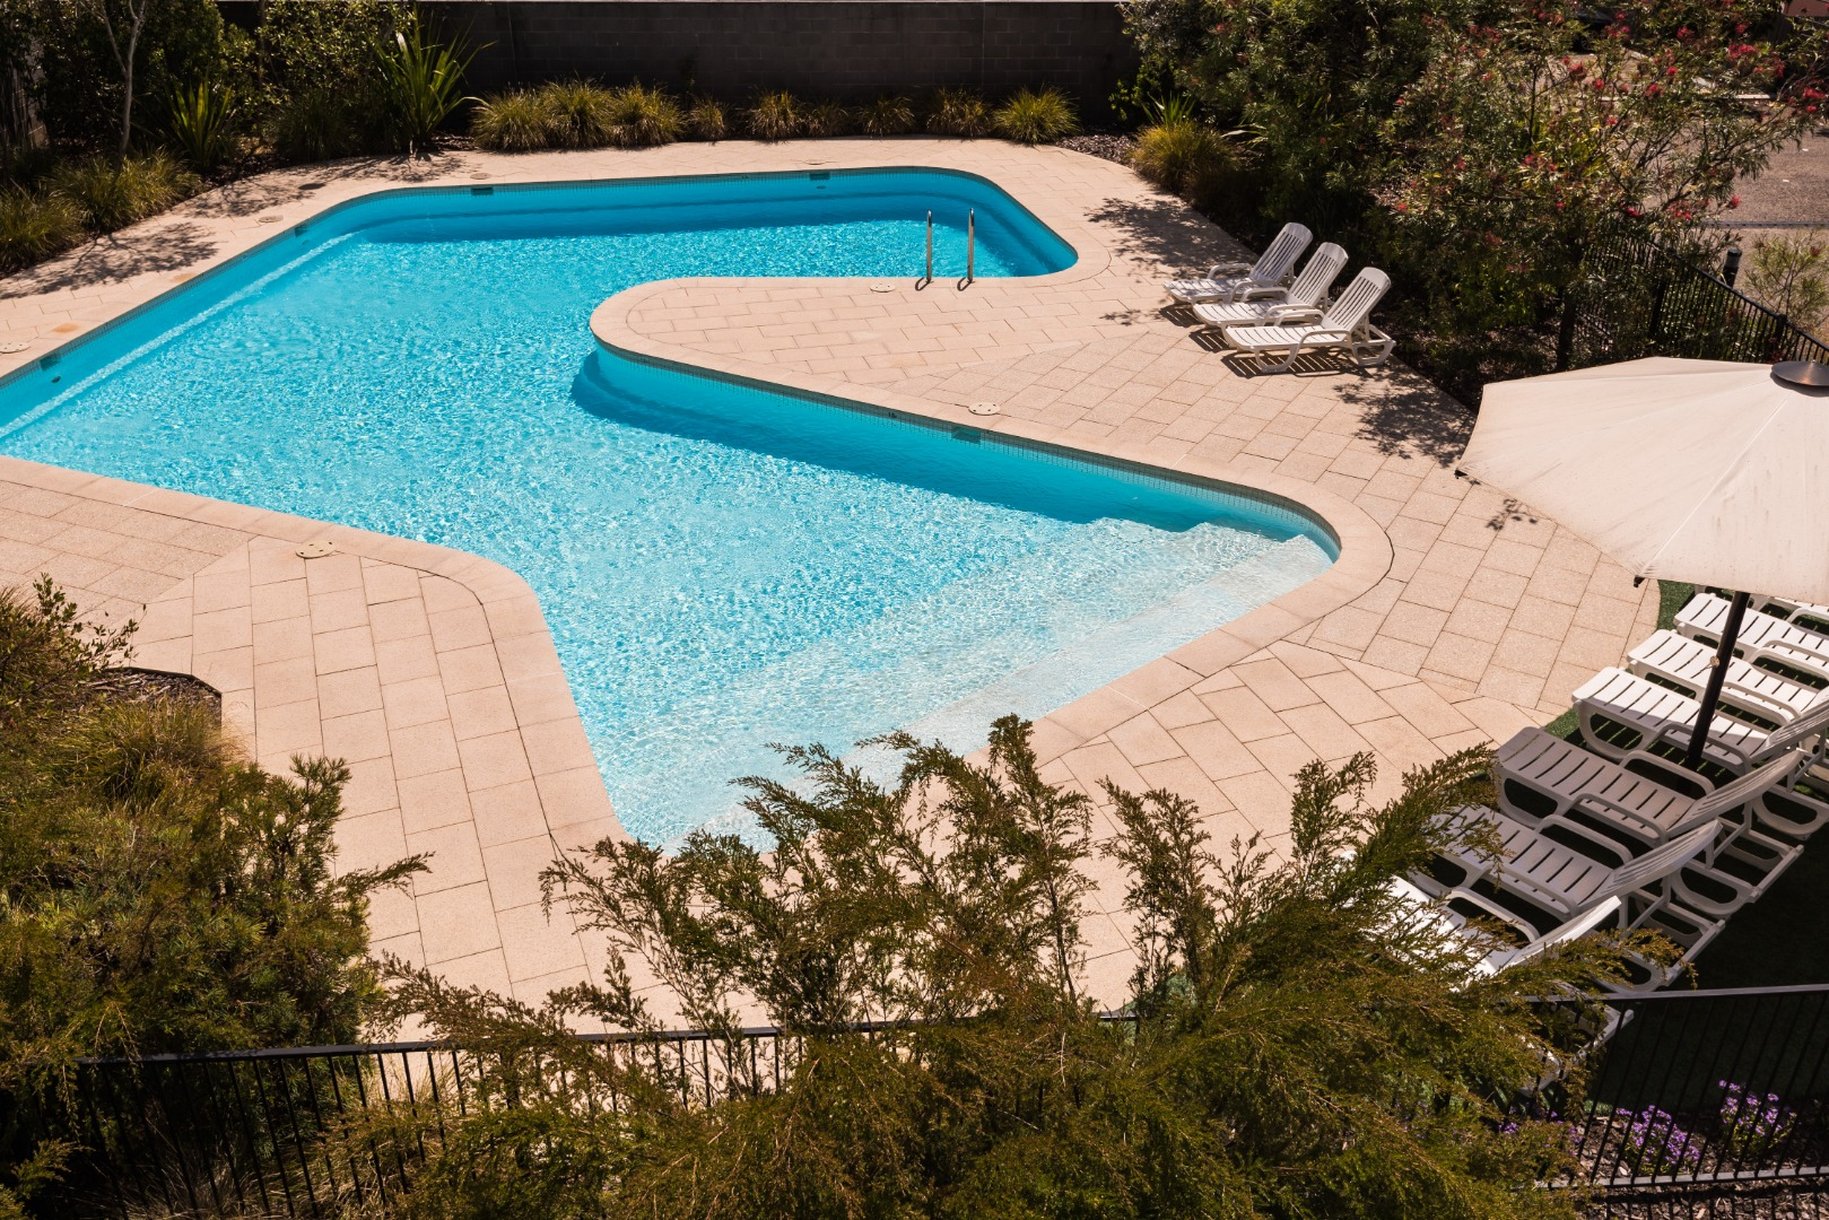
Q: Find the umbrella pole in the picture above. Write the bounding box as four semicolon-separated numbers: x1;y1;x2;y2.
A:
1684;590;1751;769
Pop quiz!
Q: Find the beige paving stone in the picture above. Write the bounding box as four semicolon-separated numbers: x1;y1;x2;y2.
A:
398;768;475;835
416;883;503;964
408;822;488;894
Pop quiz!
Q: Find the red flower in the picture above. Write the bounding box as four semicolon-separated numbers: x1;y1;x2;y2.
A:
1728;194;1741;209
1646;82;1663;97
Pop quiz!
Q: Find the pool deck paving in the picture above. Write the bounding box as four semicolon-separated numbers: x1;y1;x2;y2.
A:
0;139;1659;1019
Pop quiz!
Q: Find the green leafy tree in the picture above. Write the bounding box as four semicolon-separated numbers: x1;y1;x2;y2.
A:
363;716;1630;1218
1123;0;1827;391
0;579;424;1209
1380;0;1825;379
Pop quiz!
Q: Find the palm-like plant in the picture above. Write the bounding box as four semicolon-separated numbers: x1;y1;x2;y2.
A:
166;79;241;174
375;18;476;155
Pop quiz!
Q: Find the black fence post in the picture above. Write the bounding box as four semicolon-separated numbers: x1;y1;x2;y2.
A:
1723;245;1743;287
1554;289;1578;371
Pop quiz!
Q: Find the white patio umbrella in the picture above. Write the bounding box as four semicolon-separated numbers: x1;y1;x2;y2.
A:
1458;356;1829;767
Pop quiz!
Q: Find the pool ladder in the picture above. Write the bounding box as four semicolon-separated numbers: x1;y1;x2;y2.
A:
920;209;975;290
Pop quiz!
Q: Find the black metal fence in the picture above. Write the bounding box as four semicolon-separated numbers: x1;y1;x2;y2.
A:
1556;237;1829;372
20;991;1829;1216
1521;984;1829;1217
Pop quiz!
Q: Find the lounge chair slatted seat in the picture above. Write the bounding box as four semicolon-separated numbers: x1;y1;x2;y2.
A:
1627;629;1824;722
1574;667;1774;770
1678;593;1829;680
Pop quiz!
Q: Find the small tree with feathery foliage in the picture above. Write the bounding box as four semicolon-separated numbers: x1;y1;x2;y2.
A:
352;715;1640;1218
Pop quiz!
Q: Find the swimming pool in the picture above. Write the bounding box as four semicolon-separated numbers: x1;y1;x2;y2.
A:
0;168;1336;842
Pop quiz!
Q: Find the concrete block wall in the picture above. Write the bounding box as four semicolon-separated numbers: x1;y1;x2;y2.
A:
222;1;1137;121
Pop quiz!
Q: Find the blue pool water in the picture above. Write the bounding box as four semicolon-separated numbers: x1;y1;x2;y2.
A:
0;168;1336;842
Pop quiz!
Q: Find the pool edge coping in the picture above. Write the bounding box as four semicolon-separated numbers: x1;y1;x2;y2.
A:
588;282;1394;760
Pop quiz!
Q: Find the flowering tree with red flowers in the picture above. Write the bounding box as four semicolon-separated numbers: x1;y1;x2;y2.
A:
1380;0;1826;381
1123;0;1825;391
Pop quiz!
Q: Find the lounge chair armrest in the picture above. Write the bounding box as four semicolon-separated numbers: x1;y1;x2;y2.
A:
1232;283;1289;302
1206;261;1252;277
1487;895;1624;971
1263;303;1324;322
1533;810;1636;864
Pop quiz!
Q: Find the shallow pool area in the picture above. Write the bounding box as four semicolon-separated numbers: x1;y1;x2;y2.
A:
0;168;1335;842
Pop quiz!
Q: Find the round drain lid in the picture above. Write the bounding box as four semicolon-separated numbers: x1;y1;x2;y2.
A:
968;401;999;417
257;214;283;224
870;283;895;294
0;340;28;354
296;540;337;559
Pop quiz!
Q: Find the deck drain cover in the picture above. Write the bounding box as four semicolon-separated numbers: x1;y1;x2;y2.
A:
870;283;894;293
470;171;490;180
968;401;999;417
257;214;282;224
295;540;337;559
0;341;27;354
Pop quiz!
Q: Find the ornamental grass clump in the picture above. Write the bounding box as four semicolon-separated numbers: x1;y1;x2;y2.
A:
535;79;619;148
857;94;916;136
800;98;852;138
47;152;199;232
926;86;990;137
471;90;552;151
745;90;801;140
0;187;84;273
994;87;1079;144
607;83;683;147
686;96;728;141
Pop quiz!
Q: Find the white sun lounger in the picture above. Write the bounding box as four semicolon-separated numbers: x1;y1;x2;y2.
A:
1217;267;1395;372
1626;629;1825;724
1571;668;1822;772
1414;816;1721;979
1388;875;1623;977
1163;222;1312;305
1493;729;1805;915
1189;242;1348;330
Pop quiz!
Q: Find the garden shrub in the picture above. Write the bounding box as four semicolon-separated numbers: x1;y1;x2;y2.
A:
351;717;1637;1217
254;0;400;160
800;98;852;137
471;89;551;152
926;86;990;137
686;95;727;141
856;94;916;136
0;579;422;1204
1744;231;1829;339
607;82;683;147
0;188;83;274
745;90;801;140
47;151;198;232
994;87;1079;144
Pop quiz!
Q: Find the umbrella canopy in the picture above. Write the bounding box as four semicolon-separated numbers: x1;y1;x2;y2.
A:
1459;356;1829;768
1459;357;1829;605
